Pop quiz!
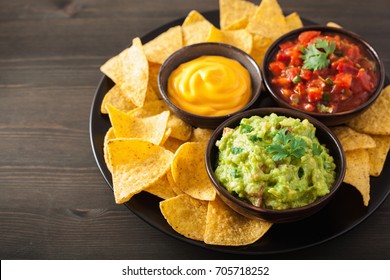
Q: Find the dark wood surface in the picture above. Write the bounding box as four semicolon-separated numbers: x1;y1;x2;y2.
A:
1;0;389;260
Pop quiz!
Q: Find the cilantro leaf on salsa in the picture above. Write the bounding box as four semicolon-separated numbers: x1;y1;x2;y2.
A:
301;39;336;71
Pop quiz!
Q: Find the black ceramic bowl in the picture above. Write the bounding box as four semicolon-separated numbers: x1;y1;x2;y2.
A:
262;26;385;126
158;42;263;129
205;107;346;223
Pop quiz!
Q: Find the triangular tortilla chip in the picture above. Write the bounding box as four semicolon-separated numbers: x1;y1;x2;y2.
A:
368;135;390;176
171;142;216;201
347;85;390;135
160;194;208;241
108;139;173;203
331;126;376;151
143;26;183;64
204;197;272;246
344;149;370;206
219;0;257;30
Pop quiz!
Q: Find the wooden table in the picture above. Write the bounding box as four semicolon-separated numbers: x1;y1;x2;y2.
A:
1;0;389;260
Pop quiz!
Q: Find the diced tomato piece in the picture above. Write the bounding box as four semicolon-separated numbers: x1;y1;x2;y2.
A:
285;67;301;82
336;62;359;75
279;41;295;51
272;77;291;87
281;88;294;98
289;93;300;105
300;69;312;80
275;51;290;63
345;45;361;61
306;87;323;102
298;31;321;44
333;73;353;89
356;68;374;91
269;61;287;76
289;48;303;66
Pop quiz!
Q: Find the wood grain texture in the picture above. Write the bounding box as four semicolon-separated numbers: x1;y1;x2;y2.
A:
0;0;389;260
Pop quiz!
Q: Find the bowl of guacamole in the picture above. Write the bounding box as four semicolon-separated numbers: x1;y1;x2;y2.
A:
205;107;346;223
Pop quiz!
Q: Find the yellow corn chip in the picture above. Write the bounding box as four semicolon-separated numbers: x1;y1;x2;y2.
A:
103;127;116;173
171;142;216;201
120;37;149;107
100;48;127;84
107;104;169;145
167;168;185;195
344;149;370;206
160;194;208;241
219;0;257;30
368;135;390;176
143;26;183;65
246;0;289;40
128;100;192;141
146;174;177;199
331;126;376;151
182;10;208;26
327;22;342;28
204;197;272;246
189;127;213;142
285;12;303;31
108;139;173;203
148;62;161;96
221;29;253;54
250;34;274;67
101;85;136;114
347;85;390;135
224;17;249;31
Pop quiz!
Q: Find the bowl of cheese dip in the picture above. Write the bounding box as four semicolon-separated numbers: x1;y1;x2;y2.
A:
158;42;263;129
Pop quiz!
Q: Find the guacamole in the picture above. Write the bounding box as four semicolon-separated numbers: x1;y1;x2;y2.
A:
215;113;336;210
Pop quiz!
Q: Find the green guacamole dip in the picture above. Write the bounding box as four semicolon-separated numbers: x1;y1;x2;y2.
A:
215;113;336;210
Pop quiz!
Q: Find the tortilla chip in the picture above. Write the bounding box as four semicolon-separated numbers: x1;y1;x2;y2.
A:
331;126;376;151
143;26;183;64
146;174;177;199
103;127;116;173
182;10;208;26
285;12;303;31
120;37;149;107
167;168;184;195
368;135;390;176
171;142;216;201
344;149;370;206
148;62;161;96
101;85;137;114
250;34;274;67
128;100;192;141
246;0;289;40
182;11;215;46
204;197;272;246
100;48;127;84
347;85;390;135
189;127;213;142
219;0;257;30
327;22;342;28
224;17;249;31
108;139;173;203
160;194;208;241
206;25;224;42
107;104;169;145
221;29;253;54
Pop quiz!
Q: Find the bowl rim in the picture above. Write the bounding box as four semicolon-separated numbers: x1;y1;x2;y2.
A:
158;42;263;120
205;107;346;217
262;25;386;117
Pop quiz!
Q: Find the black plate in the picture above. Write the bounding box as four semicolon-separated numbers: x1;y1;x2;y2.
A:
89;10;390;254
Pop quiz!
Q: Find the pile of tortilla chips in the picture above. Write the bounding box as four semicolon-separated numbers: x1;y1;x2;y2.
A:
98;0;389;246
331;85;390;206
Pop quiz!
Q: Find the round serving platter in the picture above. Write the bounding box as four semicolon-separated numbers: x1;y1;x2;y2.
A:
90;10;390;254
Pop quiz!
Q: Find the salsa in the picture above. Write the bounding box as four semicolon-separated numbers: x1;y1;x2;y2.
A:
167;55;252;116
269;31;379;113
215;114;336;210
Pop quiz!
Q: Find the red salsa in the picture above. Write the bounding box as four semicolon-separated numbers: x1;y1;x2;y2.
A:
269;31;379;113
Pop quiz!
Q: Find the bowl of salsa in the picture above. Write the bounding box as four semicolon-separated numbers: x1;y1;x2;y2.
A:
158;42;263;129
262;26;385;126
